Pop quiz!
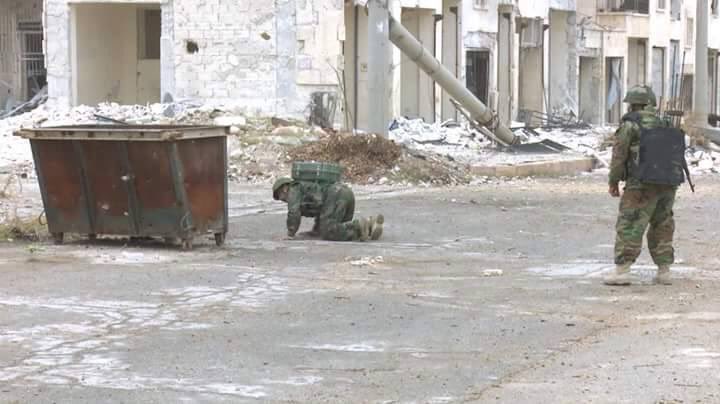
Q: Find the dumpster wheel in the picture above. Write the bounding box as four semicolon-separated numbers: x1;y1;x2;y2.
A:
52;232;64;245
181;238;193;251
214;232;226;247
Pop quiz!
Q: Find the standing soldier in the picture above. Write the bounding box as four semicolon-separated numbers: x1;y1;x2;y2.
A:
273;177;384;242
605;85;692;286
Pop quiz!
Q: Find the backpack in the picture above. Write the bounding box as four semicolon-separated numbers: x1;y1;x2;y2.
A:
622;112;695;191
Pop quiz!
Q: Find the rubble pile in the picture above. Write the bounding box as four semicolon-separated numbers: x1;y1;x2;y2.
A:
390;117;720;175
3;102;720;182
388;117;494;165
288;132;403;182
686;148;720;174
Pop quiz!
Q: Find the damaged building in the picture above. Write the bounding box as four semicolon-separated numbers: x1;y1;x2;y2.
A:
582;0;720;124
37;0;720;129
0;0;45;114
44;0;345;117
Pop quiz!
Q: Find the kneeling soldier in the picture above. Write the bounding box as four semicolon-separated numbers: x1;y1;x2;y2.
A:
272;177;384;242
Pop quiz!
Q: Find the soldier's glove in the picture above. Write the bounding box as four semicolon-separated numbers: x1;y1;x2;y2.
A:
609;184;620;198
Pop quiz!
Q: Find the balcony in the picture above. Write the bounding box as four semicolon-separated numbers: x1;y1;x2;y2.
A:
597;0;649;14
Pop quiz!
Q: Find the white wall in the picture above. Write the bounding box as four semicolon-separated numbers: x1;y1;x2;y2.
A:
548;9;578;115
74;4;140;105
400;8;436;121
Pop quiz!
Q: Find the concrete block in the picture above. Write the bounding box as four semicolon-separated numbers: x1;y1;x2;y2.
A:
471;157;596;178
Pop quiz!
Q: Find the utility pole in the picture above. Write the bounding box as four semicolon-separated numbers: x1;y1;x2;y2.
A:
367;0;390;136
693;0;709;128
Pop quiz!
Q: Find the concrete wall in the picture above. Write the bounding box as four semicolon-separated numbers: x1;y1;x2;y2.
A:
578;56;602;124
47;0;346;119
169;0;344;117
400;8;435;121
548;9;578;115
74;4;140;105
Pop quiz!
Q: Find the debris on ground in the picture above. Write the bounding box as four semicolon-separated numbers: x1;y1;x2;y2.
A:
347;256;385;267
0;215;45;242
0;86;48;120
482;269;504;277
516;109;592;131
4;102;720;187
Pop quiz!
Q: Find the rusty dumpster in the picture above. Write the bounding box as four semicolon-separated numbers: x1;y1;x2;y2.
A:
15;125;229;250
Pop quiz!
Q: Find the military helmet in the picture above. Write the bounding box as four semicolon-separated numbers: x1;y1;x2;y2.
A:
623;85;657;107
272;177;293;200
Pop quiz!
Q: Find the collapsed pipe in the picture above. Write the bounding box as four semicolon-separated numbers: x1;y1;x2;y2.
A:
387;14;519;145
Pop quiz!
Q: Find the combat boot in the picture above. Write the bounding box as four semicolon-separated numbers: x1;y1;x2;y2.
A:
655;265;672;285
603;263;634;286
370;214;384;241
353;218;370;241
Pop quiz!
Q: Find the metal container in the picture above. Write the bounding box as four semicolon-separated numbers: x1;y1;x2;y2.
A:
15;125;229;250
291;161;343;183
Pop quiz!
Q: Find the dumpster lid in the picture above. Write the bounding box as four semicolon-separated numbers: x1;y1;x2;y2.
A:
14;124;229;141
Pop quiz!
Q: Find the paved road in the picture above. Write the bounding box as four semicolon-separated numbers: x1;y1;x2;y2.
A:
1;175;719;403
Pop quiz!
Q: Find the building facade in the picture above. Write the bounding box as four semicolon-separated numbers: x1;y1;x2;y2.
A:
38;0;720;128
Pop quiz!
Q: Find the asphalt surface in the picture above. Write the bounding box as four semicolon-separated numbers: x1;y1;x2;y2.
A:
1;174;719;403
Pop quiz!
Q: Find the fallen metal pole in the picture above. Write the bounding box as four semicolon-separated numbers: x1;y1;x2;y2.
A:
387;14;519;145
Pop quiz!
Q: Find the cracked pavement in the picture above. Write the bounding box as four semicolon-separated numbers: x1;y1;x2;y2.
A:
1;175;719;403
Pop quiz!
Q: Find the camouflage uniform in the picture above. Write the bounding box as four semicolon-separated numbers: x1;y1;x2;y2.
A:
609;106;677;267
286;181;361;241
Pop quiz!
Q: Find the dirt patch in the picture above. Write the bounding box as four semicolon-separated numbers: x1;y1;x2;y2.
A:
0;216;46;242
287;133;402;182
390;152;472;185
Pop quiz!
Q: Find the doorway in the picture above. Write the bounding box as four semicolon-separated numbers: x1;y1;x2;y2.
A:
400;8;435;122
651;47;665;109
606;57;624;124
73;3;161;105
466;50;490;105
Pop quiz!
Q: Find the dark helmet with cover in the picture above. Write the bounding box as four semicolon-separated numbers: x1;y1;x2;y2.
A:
272;177;293;200
623;85;657;107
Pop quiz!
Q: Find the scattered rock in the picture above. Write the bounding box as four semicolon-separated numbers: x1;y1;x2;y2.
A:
482;269;504;277
347;256;384;267
213;115;247;127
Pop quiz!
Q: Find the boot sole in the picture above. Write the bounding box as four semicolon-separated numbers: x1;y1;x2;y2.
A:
370;225;383;240
603;281;632;286
359;219;370;241
370;214;384;240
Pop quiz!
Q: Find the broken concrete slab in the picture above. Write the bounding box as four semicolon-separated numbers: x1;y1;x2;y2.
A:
471;156;596;178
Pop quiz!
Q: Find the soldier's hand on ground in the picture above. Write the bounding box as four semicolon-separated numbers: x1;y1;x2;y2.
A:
609;184;620;197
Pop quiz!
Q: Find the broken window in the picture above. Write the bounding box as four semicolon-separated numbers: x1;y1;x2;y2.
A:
473;0;488;10
670;0;681;20
597;0;649;13
607;57;624;124
652;47;666;104
669;40;681;100
520;19;543;48
137;9;161;60
17;21;46;99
